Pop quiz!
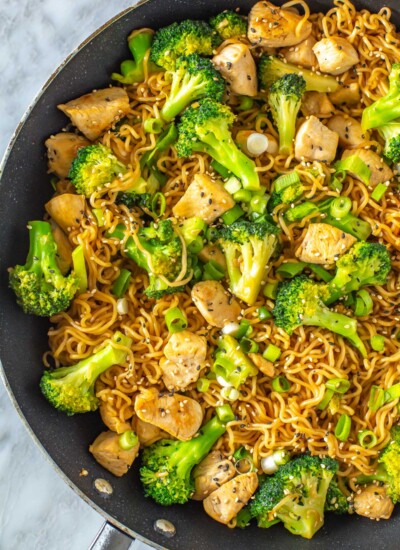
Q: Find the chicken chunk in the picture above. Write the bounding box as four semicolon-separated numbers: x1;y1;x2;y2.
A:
135;388;203;441
203;473;259;524
132;417;169;447
160;330;207;390
329;82;360;106
98;401;132;434
50;221;72;275
212;43;257;97
191;281;241;328
281;36;317;69
326;115;369;149
192;451;236;500
296;223;356;265
58;87;130;141
294;116;339;163
248;353;275;377
173;174;234;224
248;1;312;48
354;484;394;520
198;244;226;271
342;149;393;187
89;430;139;477
45;193;86;233
313;37;359;76
300;92;334;118
45;133;90;178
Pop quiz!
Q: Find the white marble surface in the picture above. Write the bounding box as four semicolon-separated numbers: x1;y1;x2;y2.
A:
0;1;152;549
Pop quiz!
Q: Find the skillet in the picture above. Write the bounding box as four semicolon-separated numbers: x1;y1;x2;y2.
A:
1;1;400;548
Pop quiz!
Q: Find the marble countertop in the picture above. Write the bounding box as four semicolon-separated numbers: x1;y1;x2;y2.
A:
0;1;151;549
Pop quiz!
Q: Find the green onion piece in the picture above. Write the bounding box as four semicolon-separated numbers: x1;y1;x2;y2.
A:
119;430;139;450
216;404;235;423
143;118;163;134
150;192;166;217
188;235;204;254
385;383;400;402
240;338;259;354
258;306;272;321
307;264;333;283
165;307;188;333
233;446;249;460
318;388;335;410
335;414;352;442
263;282;278;300
285;201;319;222
202;260;225;281
192;264;203;281
368;385;385;412
221;205;244;225
371;182;388;202
335;156;371;185
235;319;253;340
92;208;105;227
211;159;231;179
274;172;300;192
329;170;346;192
271;376;290;393
250;195;268;214
112;268;131;298
357;430;377;449
72;244;88;294
105;223;126;240
370;335;385;351
263;344;281;362
224;176;242;195
237;96;254;111
329;196;352;219
197;377;211;393
326;378;350;394
344;292;356;307
276;262;306;278
221;386;240;401
233;189;252;203
205;226;219;243
353;289;373;316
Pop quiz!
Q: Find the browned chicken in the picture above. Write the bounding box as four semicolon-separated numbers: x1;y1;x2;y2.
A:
58;87;130;141
132;417;169;447
281;36;317;68
294;116;339;162
98;401;132;434
50;220;72;275
192;451;236;500
198;244;226;271
45;193;86;233
342;149;393;187
354;484;394;520
135;388;204;441
296;223;356;265
45;132;90;178
89;430;139;477
326;115;369;149
313;37;359;75
248;353;275;377
191;281;241;328
248;1;312;48
212;43;257;97
329;82;360;106
300;92;334;118
203;473;259;524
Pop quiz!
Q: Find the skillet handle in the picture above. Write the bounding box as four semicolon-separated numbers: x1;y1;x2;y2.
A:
89;521;134;550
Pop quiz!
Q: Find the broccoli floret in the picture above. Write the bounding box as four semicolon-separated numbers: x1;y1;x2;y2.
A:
40;332;132;415
325;477;350;514
249;455;338;539
326;241;391;304
212;334;258;388
9;221;78;317
378;121;400;163
140;411;230;505
112;29;159;84
362;64;400;130
217;219;279;304
268;181;304;213
161;54;225;122
273;275;367;357
116;176;152;210
69;144;127;197
268;74;306;155
150;20;219;71
258;55;339;93
209;10;247;40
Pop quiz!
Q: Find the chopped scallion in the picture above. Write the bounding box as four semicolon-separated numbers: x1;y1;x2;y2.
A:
165;307;188;333
119;430;139;450
92;208;105;227
257;306;272;321
221;204;244;225
334;414;351;441
112;268;131;298
274;172;300;192
143;117;164;134
263;344;281;362
329;196;352;219
202;260;225;281
72;244;88;294
335;156;371;185
216;404;235;423
357;430;377;449
326;378;350;394
240;338;259;354
271;376;290;393
196;377;211;393
371;182;388;202
370;334;385;351
263;282;278;300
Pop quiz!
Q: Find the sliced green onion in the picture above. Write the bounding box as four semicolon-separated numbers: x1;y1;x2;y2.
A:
202;260;225;281
237;96;254;111
188;235;204;254
329;170;346;192
197;377;211;393
274;172;300;192
112;268;131;298
235;319;253;340
216;404;235;423
211;159;231;179
250;194;268;214
224;176;242;195
353;289;373;316
105;223;126;240
240;338;259;354
119;430;139;450
329;196;352;219
307;264;333;283
272;376;290;393
233;446;249;460
318;388;335;410
368;385;385;412
335;414;352;442
221;204;244;225
233;189;252;203
192;264;203;281
221;386;240;401
276;262;306;278
150;192;166;217
258;306;272;321
344;292;356;307
205;226;219;242
165;307;188;333
263;282;278;300
263;344;281;362
92;208;105;227
144;118;163;134
335;156;371;185
326;378;350;394
72;244;88;294
371;182;388;202
357;430;377;449
385;383;400;402
370;335;385;351
285;201;319;222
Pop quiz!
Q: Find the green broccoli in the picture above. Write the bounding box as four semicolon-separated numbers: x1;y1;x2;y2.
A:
177;99;260;190
325;477;350;514
150;20;219;71
258;55;339;93
209;10;247;40
268;181;304;213
326;241;391;304
116;176;153;210
69;144;127;197
40;331;132;415
249;455;338;539
378;121;400;163
140;410;231;505
161;54;225;122
9;221;78;317
268;74;306;155
217;219;279;304
112;29;159;84
362;64;400;130
212;334;258;388
273;275;367;357
140;123;178;185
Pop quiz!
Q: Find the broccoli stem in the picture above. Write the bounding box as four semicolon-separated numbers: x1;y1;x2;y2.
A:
162;73;205;122
357;463;389;485
27;221;64;286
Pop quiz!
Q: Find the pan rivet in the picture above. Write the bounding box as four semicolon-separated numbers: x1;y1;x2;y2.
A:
94;478;113;496
154;518;176;538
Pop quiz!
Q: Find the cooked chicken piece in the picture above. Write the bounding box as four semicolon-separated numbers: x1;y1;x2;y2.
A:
300;91;334;118
281;36;317;68
248;1;312;48
329;82;360;106
89;430;139;477
294;116;339;163
98;401;132;434
192;451;236;501
135;388;203;441
191;281;241;328
45;193;86;233
354;484;394;520
212;43;257;97
173;174;234;224
326;115;369;149
58;87;130;141
45;133;90;178
296;223;356;265
248;353;275;377
132;417;169;447
50;220;72;275
203;473;259;524
342;149;393;187
313;37;359;75
160;330;207;390
198;244;226;271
